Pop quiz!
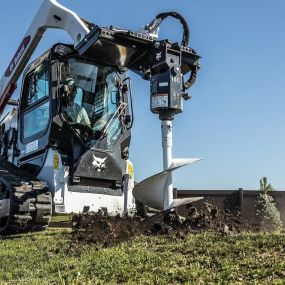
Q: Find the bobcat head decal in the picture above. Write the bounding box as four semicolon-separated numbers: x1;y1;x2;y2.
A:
92;155;107;172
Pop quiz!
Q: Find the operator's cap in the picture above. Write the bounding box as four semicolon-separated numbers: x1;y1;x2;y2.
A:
65;77;75;86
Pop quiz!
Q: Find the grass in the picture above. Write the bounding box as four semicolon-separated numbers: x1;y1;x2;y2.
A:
0;217;285;284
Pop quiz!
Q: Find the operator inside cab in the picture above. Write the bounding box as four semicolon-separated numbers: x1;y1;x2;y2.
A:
60;58;123;150
63;77;91;127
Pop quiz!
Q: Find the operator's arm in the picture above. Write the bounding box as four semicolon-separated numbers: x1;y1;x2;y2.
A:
79;106;91;126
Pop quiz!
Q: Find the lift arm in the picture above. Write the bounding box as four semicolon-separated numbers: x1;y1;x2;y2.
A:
0;0;90;113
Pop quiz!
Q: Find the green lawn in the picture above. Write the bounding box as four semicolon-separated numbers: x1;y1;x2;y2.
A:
0;221;285;284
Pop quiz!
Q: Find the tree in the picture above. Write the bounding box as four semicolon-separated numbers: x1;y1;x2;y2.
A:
255;177;283;231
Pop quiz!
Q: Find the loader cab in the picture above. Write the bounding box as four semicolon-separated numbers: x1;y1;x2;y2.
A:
16;44;133;196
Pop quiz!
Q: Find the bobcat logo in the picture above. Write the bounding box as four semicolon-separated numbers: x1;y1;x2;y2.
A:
156;52;162;61
92;155;107;172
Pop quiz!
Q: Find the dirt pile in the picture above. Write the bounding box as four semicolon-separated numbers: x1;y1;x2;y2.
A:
72;210;146;244
183;203;251;234
71;203;252;244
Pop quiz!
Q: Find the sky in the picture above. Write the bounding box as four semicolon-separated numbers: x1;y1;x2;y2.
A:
0;0;284;190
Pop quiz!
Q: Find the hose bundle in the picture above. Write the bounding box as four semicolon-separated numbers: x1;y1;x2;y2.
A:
145;12;199;91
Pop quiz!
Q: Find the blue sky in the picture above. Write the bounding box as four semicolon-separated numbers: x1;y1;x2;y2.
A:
0;0;284;190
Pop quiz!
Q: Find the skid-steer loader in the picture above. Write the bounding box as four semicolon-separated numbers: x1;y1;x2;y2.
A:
0;0;201;234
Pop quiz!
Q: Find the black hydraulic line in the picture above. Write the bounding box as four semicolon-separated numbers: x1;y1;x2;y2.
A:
145;12;199;91
145;12;190;46
184;49;199;90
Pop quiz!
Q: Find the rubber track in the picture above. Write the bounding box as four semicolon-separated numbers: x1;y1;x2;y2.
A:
0;158;52;234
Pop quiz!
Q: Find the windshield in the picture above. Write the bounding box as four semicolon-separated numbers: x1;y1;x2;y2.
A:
61;58;124;151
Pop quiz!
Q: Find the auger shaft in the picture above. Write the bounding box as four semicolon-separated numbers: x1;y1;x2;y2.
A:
162;120;174;209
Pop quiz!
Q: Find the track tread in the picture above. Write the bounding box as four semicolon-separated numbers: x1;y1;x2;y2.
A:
0;158;52;235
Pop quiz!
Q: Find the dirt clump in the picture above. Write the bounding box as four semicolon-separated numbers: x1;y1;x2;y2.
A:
184;203;251;234
72;210;146;245
71;203;252;245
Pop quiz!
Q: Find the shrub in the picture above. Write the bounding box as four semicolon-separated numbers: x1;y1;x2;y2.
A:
254;177;283;231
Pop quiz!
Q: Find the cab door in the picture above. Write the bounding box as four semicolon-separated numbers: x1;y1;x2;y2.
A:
18;57;52;175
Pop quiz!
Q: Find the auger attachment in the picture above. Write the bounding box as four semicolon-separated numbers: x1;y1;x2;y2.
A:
133;12;202;211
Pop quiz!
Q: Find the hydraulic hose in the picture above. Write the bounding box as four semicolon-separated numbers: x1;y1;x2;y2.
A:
184;49;199;90
145;12;199;91
145;12;190;46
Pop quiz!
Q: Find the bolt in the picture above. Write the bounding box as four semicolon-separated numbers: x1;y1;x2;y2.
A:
154;42;160;48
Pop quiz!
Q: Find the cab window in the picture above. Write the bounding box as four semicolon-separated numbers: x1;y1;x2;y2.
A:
61;58;123;151
22;62;50;140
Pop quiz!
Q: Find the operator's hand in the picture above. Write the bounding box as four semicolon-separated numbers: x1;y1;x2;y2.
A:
69;122;93;140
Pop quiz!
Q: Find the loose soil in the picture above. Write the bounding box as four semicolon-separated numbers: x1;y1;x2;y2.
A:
71;203;252;245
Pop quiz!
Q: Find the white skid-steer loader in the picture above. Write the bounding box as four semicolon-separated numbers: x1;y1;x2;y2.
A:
0;0;202;234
